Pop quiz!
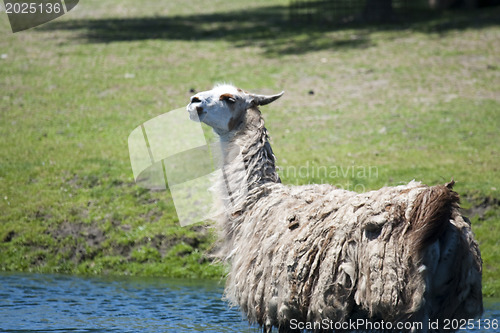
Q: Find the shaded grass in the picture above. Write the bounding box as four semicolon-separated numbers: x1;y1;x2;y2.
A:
0;0;499;293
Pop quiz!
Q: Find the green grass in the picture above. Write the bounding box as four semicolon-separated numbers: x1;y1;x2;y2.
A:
0;1;499;294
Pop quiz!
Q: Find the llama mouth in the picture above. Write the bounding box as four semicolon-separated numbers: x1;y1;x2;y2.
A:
196;111;206;121
187;107;205;122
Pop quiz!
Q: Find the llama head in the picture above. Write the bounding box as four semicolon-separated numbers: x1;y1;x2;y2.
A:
187;84;284;136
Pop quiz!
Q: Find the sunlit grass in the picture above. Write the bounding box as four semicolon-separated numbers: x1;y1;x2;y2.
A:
0;0;499;292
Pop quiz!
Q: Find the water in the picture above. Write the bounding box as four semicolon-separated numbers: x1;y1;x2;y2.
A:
0;273;498;333
0;273;258;333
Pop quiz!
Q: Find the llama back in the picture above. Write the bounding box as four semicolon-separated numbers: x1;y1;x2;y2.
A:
222;181;482;331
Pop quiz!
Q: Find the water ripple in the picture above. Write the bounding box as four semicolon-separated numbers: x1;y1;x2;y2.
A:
0;273;497;333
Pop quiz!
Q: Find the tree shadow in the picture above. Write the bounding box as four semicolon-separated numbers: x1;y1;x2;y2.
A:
39;2;500;56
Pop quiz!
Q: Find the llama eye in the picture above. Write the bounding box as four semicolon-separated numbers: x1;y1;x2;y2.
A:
191;97;201;103
219;94;236;103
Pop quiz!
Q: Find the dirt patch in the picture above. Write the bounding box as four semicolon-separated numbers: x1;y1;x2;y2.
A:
50;221;106;247
43;221;105;263
3;230;15;242
462;196;500;221
139;227;210;258
104;225;212;261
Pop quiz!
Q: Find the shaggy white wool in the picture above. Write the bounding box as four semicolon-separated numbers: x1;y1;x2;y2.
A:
188;85;482;333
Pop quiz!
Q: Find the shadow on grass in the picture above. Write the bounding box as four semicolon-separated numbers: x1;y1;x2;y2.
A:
39;3;500;55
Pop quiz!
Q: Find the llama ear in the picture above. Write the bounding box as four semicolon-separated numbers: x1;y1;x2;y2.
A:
250;91;284;106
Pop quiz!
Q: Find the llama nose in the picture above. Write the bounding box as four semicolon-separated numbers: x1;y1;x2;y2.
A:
196;106;203;115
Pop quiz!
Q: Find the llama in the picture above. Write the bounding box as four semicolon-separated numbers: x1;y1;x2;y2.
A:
186;84;482;332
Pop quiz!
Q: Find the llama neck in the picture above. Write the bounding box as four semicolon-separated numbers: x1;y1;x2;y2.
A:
217;107;280;211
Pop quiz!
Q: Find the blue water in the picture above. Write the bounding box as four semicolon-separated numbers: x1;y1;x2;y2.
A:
0;273;498;333
0;273;258;333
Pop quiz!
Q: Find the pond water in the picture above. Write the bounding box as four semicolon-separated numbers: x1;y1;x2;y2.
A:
0;273;498;333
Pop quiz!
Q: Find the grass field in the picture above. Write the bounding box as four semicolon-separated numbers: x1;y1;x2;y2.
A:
1;1;499;295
